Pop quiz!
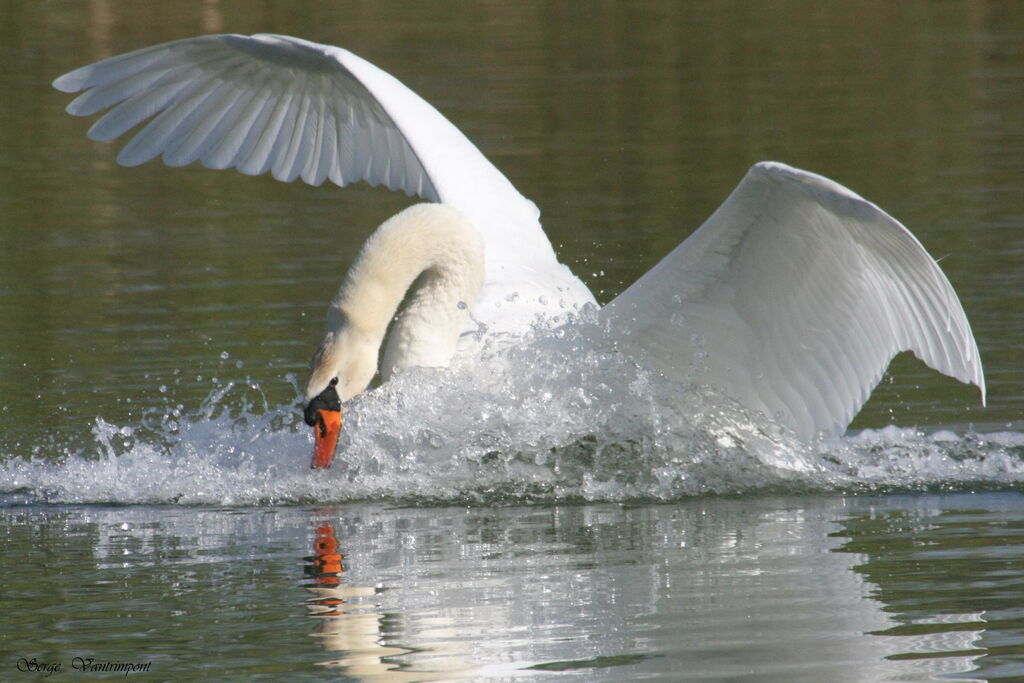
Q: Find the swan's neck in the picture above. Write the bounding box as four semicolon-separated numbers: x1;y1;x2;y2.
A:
306;203;484;402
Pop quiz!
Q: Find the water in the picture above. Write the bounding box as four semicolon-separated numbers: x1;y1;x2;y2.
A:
3;496;1023;680
2;1;1024;680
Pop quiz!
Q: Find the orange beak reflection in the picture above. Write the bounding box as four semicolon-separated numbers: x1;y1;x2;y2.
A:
312;409;343;469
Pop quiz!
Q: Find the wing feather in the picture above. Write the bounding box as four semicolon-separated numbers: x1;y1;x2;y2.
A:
164;75;258;167
203;84;268;169
113;76;216;165
238;86;295;177
86;73;204;143
65;64;180;117
602;162;984;440
303;80;332;186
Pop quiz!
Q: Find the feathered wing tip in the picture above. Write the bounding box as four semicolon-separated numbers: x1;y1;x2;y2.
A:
603;162;984;441
52;33;439;195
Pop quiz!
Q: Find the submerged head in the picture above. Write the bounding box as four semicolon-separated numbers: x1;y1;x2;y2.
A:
304;378;342;469
303;325;379;469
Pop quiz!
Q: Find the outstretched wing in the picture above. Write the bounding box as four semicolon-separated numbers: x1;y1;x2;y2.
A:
601;162;985;440
53;33;593;328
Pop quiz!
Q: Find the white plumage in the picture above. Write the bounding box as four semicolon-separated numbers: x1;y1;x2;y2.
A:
603;163;984;439
53;33;985;443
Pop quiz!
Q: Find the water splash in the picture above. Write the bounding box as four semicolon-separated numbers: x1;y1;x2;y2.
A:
2;319;1022;506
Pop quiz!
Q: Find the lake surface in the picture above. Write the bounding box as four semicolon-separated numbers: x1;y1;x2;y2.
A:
2;1;1023;680
3;495;1023;681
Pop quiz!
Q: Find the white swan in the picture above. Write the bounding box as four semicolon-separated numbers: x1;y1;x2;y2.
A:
53;33;985;468
302;203;485;467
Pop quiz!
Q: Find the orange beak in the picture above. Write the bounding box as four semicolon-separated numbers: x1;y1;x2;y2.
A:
312;409;343;469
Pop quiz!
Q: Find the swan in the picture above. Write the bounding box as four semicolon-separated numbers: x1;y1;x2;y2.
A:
52;33;985;469
302;202;485;467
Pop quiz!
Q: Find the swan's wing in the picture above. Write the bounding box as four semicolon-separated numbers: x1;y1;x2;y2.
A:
53;33;593;326
601;162;985;441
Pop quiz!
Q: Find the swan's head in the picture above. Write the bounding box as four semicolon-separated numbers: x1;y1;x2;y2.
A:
302;324;378;469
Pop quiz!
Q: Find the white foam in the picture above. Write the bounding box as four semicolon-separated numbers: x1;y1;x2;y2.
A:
2;320;1022;506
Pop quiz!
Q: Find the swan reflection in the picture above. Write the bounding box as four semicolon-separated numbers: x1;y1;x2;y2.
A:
303;517;475;680
832;494;1024;681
